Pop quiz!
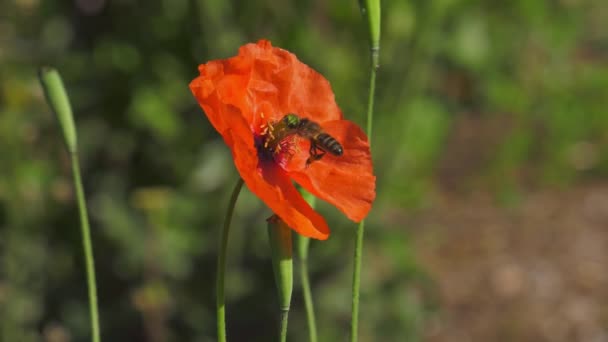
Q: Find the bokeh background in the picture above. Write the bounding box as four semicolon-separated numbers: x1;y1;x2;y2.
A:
2;0;608;341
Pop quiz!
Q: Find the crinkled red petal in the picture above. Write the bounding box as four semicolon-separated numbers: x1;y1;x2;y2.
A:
229;130;330;240
191;40;343;133
286;120;376;222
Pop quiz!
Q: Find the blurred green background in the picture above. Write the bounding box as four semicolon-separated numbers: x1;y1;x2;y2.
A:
2;0;608;341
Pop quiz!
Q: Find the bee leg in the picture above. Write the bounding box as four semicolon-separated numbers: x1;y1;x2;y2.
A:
306;142;318;167
306;142;325;167
309;141;316;157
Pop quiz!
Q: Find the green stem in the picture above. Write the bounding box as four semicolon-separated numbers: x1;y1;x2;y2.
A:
351;47;379;342
298;191;318;342
350;221;365;342
71;153;101;342
279;310;289;342
38;67;100;342
216;178;244;342
366;49;379;143
299;253;317;342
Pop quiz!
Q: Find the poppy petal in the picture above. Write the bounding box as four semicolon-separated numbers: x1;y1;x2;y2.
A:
241;40;344;124
191;40;344;133
190;75;252;148
229;129;331;240
287;120;376;222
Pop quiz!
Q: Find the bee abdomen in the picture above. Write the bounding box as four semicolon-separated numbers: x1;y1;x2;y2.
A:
317;133;343;156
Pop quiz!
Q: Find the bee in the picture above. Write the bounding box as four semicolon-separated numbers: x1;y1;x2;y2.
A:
281;113;343;165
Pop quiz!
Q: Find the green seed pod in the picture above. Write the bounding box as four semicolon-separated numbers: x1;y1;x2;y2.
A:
359;0;381;50
267;215;293;311
39;67;78;153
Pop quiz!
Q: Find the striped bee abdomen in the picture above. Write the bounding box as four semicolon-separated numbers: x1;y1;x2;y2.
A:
316;133;343;156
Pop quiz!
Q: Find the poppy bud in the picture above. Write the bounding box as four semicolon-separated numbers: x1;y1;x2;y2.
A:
267;215;293;311
359;0;381;51
39;67;78;153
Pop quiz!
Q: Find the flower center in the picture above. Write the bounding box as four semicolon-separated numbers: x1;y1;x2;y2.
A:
255;114;300;167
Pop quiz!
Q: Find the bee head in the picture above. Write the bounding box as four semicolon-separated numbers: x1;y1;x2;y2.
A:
283;113;301;129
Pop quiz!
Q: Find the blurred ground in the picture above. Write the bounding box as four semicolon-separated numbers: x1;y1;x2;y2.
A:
409;184;608;342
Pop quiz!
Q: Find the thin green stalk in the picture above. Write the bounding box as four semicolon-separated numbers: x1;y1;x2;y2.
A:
350;221;366;342
39;67;100;342
69;140;101;341
279;310;289;342
217;178;244;342
299;252;317;342
367;50;379;143
298;192;318;342
71;154;101;342
351;0;380;338
351;49;379;342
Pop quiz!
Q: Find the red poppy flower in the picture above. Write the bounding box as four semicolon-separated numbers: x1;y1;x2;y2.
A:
189;40;375;240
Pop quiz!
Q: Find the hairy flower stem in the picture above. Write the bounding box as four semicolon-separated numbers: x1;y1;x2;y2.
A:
217;178;244;342
351;6;380;341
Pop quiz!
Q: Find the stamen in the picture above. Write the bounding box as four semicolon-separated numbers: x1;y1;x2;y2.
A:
263;121;276;148
256;115;301;167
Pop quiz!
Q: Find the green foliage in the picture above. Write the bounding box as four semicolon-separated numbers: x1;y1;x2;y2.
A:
1;0;607;341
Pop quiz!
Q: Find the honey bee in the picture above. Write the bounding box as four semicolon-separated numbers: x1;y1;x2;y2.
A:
281;113;343;165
